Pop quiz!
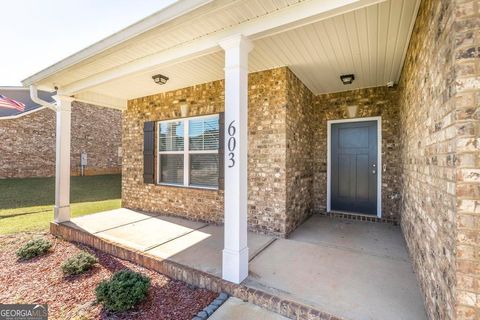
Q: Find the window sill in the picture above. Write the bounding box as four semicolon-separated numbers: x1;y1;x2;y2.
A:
156;182;219;191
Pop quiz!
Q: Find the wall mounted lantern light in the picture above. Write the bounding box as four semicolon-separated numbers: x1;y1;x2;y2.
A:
340;74;355;85
152;74;169;85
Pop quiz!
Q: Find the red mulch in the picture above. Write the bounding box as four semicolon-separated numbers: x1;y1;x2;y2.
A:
0;232;217;320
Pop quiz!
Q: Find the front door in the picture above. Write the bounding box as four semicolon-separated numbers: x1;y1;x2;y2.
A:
331;120;377;215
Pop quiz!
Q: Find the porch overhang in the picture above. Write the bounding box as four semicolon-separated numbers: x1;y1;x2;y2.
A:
20;0;420;110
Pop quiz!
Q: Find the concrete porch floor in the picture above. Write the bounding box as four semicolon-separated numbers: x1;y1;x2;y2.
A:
64;209;427;320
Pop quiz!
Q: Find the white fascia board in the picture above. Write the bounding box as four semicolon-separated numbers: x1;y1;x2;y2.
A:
0;86;27;90
0;106;49;120
21;0;213;87
73;91;127;110
74;98;126;111
59;0;386;96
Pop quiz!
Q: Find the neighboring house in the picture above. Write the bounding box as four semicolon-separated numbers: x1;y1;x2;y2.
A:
0;87;122;178
21;0;479;319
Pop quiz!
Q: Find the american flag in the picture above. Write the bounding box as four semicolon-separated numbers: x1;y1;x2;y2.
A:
0;94;25;112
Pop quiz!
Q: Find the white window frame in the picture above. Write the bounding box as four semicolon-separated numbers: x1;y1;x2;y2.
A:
157;114;219;190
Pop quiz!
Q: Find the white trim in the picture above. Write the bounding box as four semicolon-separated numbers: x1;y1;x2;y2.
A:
0;106;48;120
73;98;125;111
0;86;41;91
395;0;422;83
73;91;127;110
189;150;219;154
327;116;382;218
221;34;252;284
157;182;218;191
51;0;385;95
159;114;217;123
29;85;57;110
156;114;220;189
157;182;184;187
184;118;190;186
157;151;184;155
53;95;74;222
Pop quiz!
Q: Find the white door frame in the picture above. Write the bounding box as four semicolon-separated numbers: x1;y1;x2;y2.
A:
326;116;382;218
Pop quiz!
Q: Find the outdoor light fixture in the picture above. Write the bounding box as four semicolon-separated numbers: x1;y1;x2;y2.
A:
340;74;355;85
152;74;169;85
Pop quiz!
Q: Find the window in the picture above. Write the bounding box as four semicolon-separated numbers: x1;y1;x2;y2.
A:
158;115;219;188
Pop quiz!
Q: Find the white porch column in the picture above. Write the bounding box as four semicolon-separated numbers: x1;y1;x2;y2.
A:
219;34;253;284
52;95;74;223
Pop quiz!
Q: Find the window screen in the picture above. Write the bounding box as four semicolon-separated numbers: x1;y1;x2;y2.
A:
159;154;184;184
190;154;219;187
159;121;184;152
189;117;219;151
158;115;219;188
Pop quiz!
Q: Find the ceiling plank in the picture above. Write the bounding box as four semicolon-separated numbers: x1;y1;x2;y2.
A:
65;0;420;100
57;0;386;95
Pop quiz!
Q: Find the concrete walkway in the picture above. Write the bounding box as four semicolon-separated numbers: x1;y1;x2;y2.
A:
66;209;427;320
210;297;289;320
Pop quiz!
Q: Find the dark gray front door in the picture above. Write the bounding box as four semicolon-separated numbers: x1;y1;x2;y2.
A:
331;121;377;215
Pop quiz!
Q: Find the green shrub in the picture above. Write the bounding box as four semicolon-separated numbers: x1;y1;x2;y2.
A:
16;238;52;260
61;252;98;276
95;270;151;312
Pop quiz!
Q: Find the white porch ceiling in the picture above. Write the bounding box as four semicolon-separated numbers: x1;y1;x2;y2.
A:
25;0;420;107
26;0;301;88
87;0;419;100
255;0;420;93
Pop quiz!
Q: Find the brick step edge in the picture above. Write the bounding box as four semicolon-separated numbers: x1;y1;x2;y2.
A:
192;292;229;320
320;211;398;224
50;221;342;320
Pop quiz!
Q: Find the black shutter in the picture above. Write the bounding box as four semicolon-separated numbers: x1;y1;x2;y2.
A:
143;121;155;184
218;112;225;190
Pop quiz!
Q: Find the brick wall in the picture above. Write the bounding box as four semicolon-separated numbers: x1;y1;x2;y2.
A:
123;68;295;234
0;102;122;178
313;87;402;220
0;107;55;178
396;0;480;318
123;67;407;235
453;0;480;319
71;102;122;176
123;67;316;236
248;68;289;235
123;78;225;223
285;69;315;234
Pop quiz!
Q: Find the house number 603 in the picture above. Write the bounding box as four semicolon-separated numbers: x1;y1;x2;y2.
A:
227;120;236;168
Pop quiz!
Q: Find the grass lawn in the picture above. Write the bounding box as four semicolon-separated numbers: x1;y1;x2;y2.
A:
0;175;121;234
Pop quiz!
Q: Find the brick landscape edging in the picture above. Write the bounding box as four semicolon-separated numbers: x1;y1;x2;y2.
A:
192;292;229;320
50;222;340;320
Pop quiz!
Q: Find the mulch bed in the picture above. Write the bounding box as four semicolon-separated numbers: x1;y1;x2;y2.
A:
0;232;217;320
